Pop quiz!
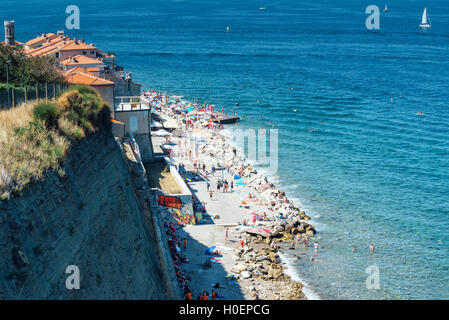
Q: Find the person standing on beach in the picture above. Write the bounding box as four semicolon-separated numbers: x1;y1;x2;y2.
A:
209;191;213;200
240;239;245;248
251;288;259;300
206;181;210;191
231;181;234;192
225;227;229;241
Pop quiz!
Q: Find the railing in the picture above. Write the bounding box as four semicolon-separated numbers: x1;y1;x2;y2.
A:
0;83;68;110
114;96;152;112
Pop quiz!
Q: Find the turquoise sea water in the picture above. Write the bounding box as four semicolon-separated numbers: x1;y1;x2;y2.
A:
2;0;449;299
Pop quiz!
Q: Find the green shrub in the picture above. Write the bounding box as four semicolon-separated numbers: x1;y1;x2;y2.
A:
71;85;100;98
32;102;60;129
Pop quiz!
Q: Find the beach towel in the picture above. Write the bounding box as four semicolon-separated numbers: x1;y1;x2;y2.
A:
236;180;246;186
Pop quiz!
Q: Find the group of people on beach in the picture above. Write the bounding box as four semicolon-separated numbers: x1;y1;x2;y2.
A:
164;221;192;297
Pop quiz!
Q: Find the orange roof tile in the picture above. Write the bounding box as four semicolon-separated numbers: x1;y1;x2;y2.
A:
59;41;96;51
24;36;68;56
25;33;58;47
65;69;114;86
62;54;104;66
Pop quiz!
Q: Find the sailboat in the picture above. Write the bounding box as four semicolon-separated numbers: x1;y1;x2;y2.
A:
419;7;431;29
383;4;388;13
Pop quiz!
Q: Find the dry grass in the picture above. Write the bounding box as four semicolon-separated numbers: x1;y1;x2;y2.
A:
0;86;110;200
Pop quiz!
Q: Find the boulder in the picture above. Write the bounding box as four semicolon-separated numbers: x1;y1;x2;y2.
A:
256;255;270;262
245;228;271;238
267;265;283;279
268;252;280;264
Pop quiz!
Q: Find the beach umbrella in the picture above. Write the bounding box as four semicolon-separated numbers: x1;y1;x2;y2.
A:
205;246;216;255
234;174;241;180
187;106;195;112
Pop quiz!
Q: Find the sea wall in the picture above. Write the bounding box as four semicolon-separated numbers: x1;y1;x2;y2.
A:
0;132;179;299
163;157;194;224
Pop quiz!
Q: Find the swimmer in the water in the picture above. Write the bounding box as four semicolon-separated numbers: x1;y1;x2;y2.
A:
370;243;375;253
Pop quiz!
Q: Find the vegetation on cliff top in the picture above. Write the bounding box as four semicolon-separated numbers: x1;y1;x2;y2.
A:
0;44;66;86
0;85;111;200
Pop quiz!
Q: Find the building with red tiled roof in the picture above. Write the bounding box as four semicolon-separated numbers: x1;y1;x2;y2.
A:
24;31;98;60
58;40;97;60
65;68;114;109
25;33;60;49
61;54;105;72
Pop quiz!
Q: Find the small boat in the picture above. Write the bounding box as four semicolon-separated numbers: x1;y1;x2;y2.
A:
259;7;266;10
383;4;388;12
419;7;431;29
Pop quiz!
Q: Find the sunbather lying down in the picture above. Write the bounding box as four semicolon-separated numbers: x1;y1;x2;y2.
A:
210;249;222;256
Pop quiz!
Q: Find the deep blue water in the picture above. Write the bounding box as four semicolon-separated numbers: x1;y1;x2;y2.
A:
2;0;449;299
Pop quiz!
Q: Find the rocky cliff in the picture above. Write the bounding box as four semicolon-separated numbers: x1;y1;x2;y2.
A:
0;132;178;299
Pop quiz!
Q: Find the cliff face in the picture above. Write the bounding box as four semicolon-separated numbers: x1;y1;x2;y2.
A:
0;132;176;299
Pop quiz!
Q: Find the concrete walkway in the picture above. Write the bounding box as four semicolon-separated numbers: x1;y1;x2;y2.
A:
168;134;264;300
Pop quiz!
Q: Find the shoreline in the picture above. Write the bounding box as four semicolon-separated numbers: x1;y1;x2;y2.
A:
146;91;318;300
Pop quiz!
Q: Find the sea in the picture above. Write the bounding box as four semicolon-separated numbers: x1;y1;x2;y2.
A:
2;0;449;299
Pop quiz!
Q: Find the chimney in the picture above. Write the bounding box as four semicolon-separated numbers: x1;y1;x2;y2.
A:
4;20;15;45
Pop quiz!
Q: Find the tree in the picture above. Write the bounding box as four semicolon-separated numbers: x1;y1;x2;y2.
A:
0;44;66;86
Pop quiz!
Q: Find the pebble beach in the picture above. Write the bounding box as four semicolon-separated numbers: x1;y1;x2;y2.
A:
146;91;317;300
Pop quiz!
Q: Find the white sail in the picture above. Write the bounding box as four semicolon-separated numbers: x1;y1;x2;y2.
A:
422;8;427;24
